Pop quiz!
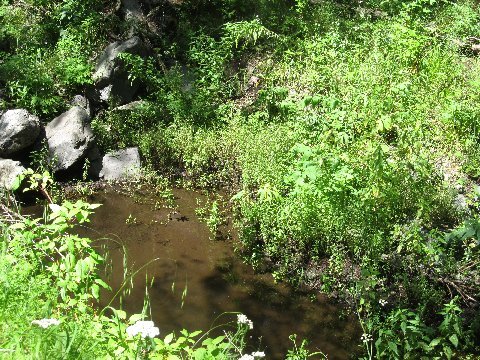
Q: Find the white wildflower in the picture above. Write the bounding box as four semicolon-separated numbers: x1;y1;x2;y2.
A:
379;299;388;307
361;333;373;343
237;314;253;330
251;351;266;358
126;320;160;338
31;318;60;328
239;355;254;360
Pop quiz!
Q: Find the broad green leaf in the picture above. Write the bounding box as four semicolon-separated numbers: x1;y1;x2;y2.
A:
388;341;398;355
449;334;459;348
164;333;174;345
429;338;441;348
128;314;144;323
212;335;225;345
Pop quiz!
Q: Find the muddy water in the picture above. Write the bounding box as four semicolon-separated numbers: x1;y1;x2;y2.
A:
80;189;359;359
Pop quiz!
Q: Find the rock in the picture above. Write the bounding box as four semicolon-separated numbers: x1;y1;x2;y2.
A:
99;147;141;181
97;73;137;106
93;37;148;105
168;210;188;221
93;37;146;85
112;100;146;112
0;159;25;190
45;107;95;172
356;7;388;19
0;109;41;156
70;95;91;117
98;84;114;102
119;0;164;36
179;65;196;93
472;44;480;54
247;75;260;88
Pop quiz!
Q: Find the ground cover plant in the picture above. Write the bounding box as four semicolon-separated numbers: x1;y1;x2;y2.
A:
2;0;480;358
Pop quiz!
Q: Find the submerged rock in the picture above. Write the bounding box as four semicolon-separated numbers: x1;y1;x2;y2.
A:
99;147;141;181
0;109;41;156
93;37;148;105
0;158;25;190
45;106;95;172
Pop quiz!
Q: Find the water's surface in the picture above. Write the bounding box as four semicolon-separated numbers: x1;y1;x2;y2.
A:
78;188;360;359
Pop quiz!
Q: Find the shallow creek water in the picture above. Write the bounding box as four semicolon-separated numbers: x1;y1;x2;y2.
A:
74;188;360;359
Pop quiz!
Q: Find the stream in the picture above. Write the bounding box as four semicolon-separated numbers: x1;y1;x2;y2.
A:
76;188;360;359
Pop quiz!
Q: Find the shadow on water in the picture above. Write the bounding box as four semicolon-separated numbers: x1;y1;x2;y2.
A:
76;188;361;359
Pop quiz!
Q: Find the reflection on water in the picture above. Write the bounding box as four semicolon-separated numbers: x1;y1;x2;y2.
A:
79;188;360;359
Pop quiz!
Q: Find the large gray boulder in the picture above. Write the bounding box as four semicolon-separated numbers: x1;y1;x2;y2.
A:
93;37;148;105
0;109;41;156
99;147;141;181
45;107;95;172
0;159;25;190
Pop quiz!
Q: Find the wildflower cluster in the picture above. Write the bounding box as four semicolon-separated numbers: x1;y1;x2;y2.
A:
31;318;60;329
237;314;253;330
361;333;373;343
126;320;160;338
239;352;266;360
252;351;266;357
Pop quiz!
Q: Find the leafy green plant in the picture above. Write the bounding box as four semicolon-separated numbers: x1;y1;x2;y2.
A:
286;334;326;359
196;198;224;239
369;300;463;359
223;18;277;50
0;0;108;116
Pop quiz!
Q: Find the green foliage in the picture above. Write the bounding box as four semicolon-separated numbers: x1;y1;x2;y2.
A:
2;0;480;357
149;1;480;357
285;334;327;359
92;101;165;152
367;300;463;359
196;197;225;239
1;50;65;116
223;18;277;50
0;0;109;116
0;195;107;357
97;310;255;359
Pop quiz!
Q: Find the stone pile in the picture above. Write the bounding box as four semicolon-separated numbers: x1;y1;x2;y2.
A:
0;38;146;190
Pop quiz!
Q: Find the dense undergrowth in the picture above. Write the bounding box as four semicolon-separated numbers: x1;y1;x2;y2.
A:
2;0;480;358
